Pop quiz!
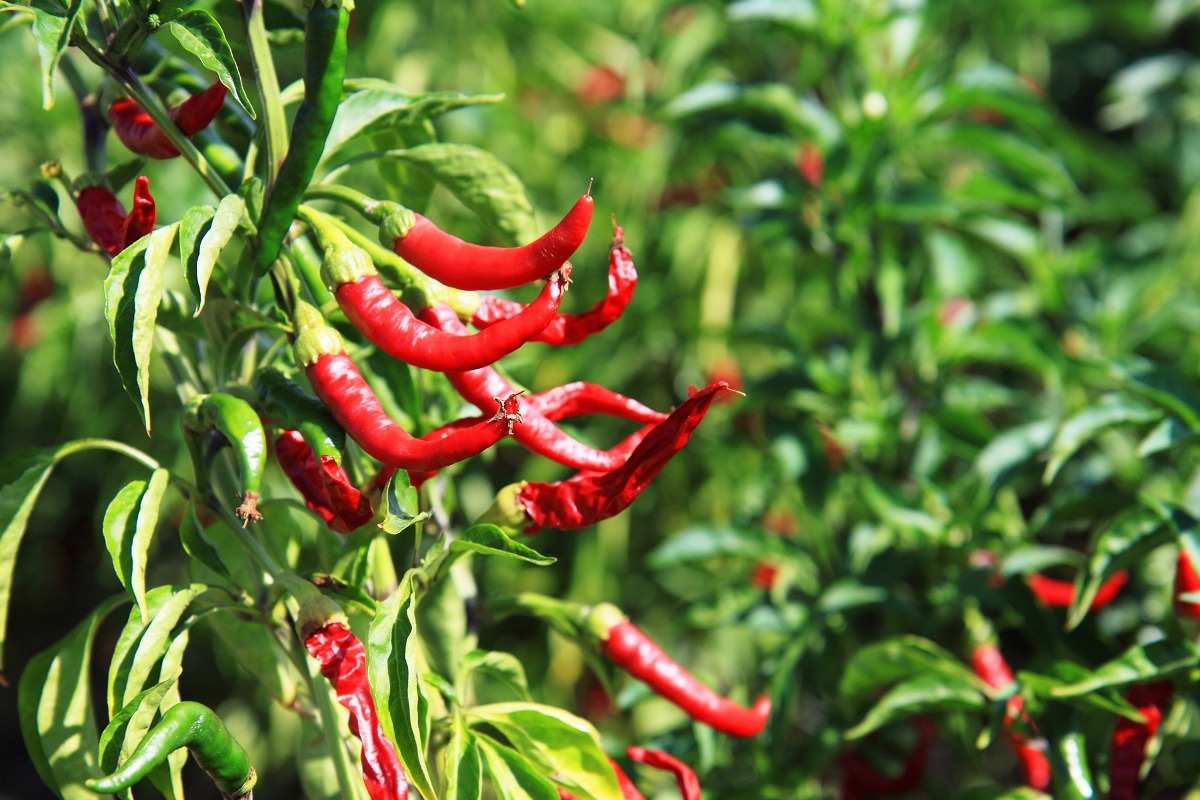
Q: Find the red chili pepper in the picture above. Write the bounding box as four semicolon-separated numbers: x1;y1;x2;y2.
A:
1026;570;1128;610
840;717;934;799
585;603;771;737
1108;681;1172;800
390;190;594;290
796;142;824;187
304;622;409;800
501;383;729;531
558;759;643;800
275;430;374;533
576;66;626;106
75;176;157;255
751;562;779;590
293;302;516;471
470;222;636;346
109;82;227;159
626;747;701;800
1174;549;1200;618
970;643;1051;790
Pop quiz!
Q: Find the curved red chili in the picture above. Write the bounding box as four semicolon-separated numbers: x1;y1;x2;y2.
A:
529;381;665;424
305;622;409;800
1174;549;1200;618
840;717;934;799
76;176;156;255
471;221;636;345
626;747;701;800
390;190;594;290
109;82;227;159
1108;681;1172;800
1026;570;1128;610
970;642;1051;790
275;430;374;533
293;302;515;471
586;603;771;738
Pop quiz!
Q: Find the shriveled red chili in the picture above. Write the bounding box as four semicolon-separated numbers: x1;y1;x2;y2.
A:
388;190;594;290
109;82;227;159
275;429;374;533
293;302;516;471
1174;549;1200;618
1026;570;1128;610
76;176;156;255
970;642;1051;790
585;603;771;738
840;717;934;799
626;747;701;800
305;621;409;800
1108;681;1172;800
471;221;636;346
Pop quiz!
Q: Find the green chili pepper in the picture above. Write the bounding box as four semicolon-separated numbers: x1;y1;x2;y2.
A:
86;701;256;798
1053;727;1096;799
253;0;350;277
185;392;268;524
253;367;345;462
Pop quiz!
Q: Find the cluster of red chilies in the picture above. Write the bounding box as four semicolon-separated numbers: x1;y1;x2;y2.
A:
75;175;156;255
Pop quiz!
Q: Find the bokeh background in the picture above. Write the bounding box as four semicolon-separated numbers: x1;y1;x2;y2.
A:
4;0;1200;797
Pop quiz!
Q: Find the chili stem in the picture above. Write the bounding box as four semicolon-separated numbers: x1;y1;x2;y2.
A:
303;184;388;222
242;0;288;185
53;439;160;470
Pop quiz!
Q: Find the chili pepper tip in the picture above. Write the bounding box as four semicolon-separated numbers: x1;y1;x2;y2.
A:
235;491;263;526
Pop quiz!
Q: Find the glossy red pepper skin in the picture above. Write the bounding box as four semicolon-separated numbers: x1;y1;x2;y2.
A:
471;223;636;345
1026;570;1128;610
305;622;409;800
337;270;567;370
530;381;665;424
1108;681;1172;800
514;383;729;531
598;616;770;737
392;193;594;290
109;83;227;159
971;644;1051;790
626;747;701;800
76;176;156;255
275;430;374;533
1174;549;1200;618
840;717;934;799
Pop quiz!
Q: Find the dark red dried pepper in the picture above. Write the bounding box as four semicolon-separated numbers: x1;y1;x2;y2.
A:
839;717;934;799
293;302;516;471
970;641;1051;790
75;176;156;255
584;603;771;737
1026;570;1128;610
1108;681;1172;800
109;82;227;159
626;747;701;800
275;429;374;533
388;190;594;290
304;622;409;800
470;221;636;346
1174;549;1200;618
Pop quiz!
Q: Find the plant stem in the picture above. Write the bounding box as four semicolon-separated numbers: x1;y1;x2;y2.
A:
54;439;160;470
242;0;289;186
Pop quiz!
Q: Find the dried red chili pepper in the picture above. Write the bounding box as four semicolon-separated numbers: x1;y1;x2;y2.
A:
839;717;934;799
388;189;594;290
488;382;729;531
626;747;701;800
275;429;374;533
470;222;636;346
109;82;227;159
584;603;771;737
75;176;156;255
293;302;517;471
1174;549;1200;618
305;622;409;800
1026;570;1128;610
1108;681;1172;800
970;641;1051;790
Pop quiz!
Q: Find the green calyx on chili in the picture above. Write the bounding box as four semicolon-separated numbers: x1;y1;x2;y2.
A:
472;219;637;346
302;208;571;370
292;301;517;470
109;82;228;160
387;186;595;290
183;392;268;524
254;0;350;277
275;429;374;533
483;382;731;531
76;176;156;255
305;621;409;800
85;701;256;798
583;602;771;738
1108;681;1172;800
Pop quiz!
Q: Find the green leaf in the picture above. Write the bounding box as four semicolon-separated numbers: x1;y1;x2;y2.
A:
165;10;255;117
1111;359;1200;431
97;678;176;778
841;635;984;700
178;503;235;585
1137;417;1193;456
1050;639;1200;697
103;223;180;433
845;675;986;740
206;609;301;707
18;595;127;799
418;560;473;682
460;650;531;702
378;469;430;535
664;81;840;144
727;0;817;27
443;720;483;800
467;703;621;800
451;524;555;565
31;3;83;110
188;194;244;316
1067;507;1169;629
0;449;56;672
976;419;1056;496
1043;396;1158;483
101;469;169;617
646;525;785;567
476;737;560;800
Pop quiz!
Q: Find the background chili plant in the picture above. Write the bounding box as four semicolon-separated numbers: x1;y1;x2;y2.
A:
4;1;1200;799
